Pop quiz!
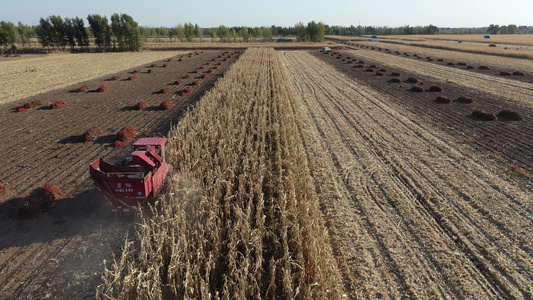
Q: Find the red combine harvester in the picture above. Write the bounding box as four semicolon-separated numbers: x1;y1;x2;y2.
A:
89;137;171;216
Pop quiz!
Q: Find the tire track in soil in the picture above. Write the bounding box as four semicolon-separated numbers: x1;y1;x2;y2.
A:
0;50;241;298
0;190;131;299
285;53;491;299
316;50;533;174
282;51;533;299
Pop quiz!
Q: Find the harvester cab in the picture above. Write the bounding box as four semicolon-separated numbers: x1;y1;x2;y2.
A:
89;137;172;217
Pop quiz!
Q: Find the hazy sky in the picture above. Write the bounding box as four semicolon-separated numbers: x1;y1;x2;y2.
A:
1;0;531;28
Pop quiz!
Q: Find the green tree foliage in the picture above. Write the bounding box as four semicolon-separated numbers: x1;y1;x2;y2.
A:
177;24;185;41
217;25;229;42
50;15;69;50
500;24;518;34
231;28;237;42
37;16;90;51
17;22;33;47
307;21;325;42
109;13;142;51
294;22;307;42
73;17;89;50
211;30;217;42
159;27;169;42
487;24;500;34
140;27;150;44
261;26;272;41
36;17;54;50
403;25;414;35
256;27;263;40
240;27;250;42
425;24;439;34
194;24;203;41
0;21;17;51
64;18;77;50
154;27;162;42
184;23;195;42
176;24;185;41
87;14;112;51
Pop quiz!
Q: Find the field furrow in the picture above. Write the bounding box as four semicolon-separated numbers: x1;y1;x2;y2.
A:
0;50;242;298
345;49;533;109
283;51;533;299
316;50;533;175
0;51;187;106
343;40;533;71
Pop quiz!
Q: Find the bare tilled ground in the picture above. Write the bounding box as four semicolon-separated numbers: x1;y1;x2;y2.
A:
314;50;533;176
0;50;242;299
344;48;533;108
282;51;533;299
341;40;533;72
0;51;185;105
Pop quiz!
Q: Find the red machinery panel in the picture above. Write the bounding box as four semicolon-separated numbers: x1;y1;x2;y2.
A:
89;137;171;216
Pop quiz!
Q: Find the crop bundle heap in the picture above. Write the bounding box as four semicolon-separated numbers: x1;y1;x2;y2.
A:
97;48;342;299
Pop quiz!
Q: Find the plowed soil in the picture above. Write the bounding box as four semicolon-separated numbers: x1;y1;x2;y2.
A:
0;51;188;105
283;51;532;299
0;50;241;299
314;49;533;174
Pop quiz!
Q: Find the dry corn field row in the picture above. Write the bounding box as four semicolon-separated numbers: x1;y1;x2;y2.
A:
0;51;182;105
96;48;343;299
282;51;532;299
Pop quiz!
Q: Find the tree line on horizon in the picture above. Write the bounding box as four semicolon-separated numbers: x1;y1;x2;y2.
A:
0;14;531;53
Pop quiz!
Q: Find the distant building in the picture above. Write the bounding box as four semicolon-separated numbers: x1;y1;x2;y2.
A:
518;26;528;34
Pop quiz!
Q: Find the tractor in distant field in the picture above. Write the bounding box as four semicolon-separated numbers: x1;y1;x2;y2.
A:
89;137;172;217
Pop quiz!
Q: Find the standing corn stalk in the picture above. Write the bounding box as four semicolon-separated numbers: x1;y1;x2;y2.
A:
97;48;343;299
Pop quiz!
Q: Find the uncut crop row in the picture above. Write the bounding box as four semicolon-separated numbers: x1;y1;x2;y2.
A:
96;48;342;299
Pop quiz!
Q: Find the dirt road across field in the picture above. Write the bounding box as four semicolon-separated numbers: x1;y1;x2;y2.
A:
282;51;533;299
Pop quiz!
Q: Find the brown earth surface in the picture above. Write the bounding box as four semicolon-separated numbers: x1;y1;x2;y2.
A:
0;50;242;299
350;40;533;71
332;36;533;60
283;51;532;299
0;51;191;106
314;49;533;174
344;42;533;85
1;45;532;299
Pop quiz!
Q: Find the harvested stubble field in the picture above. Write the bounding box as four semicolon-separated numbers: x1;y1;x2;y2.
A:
317;46;533;174
283;51;532;299
333;34;533;46
343;39;533;72
144;39;332;50
342;46;533;105
0;51;185;105
334;34;533;59
380;34;533;47
1;43;532;299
